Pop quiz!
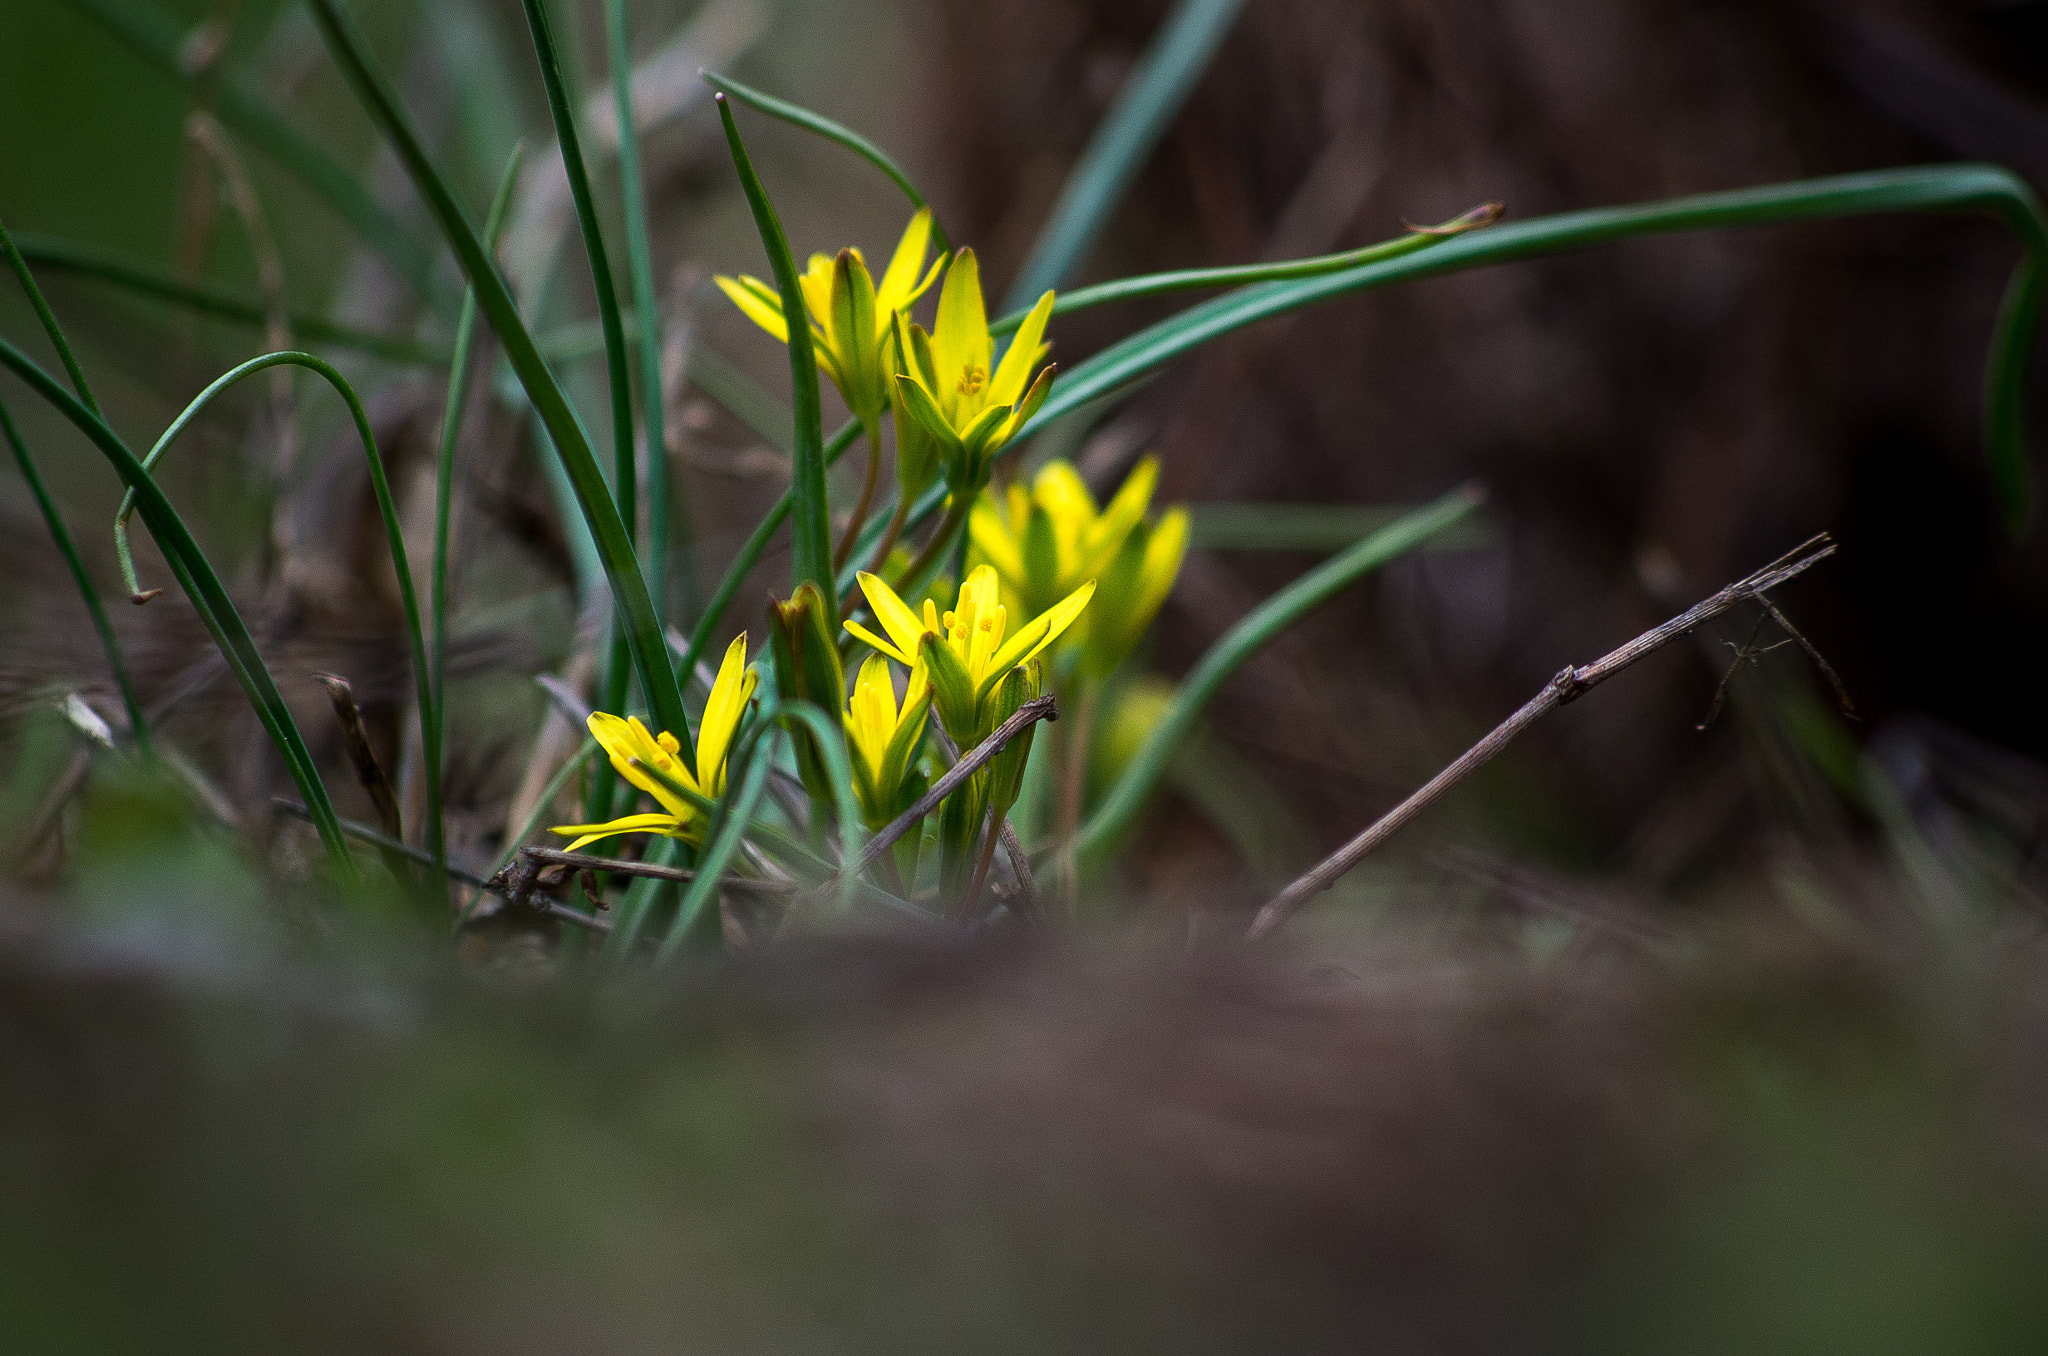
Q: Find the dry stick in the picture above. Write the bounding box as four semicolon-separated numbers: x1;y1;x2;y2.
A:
515;844;797;893
1247;535;1840;943
313;673;403;840
852;696;1058;879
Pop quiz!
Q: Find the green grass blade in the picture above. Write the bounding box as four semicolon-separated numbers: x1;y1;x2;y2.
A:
0;397;153;762
988;206;1499;337
1000;0;1247;312
775;700;864;913
433;147;525;903
609;0;687;621
713;93;833;620
1186;503;1494;552
8;232;445;365
0;337;355;879
1020;166;2048;525
654;700;781;961
3;220;104;416
1073;486;1485;865
1987;253;2043;534
63;0;454;317
514;0;642;823
306;0;694;763
111;351;437;884
703;71;952;255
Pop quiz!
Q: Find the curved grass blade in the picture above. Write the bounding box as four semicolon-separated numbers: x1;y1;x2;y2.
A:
988;204;1501;337
3;216;153;758
432;146;526;903
1019;165;2048;529
305;0;694;762
0;397;153;762
703;71;952;255
62;0;453;317
609;0;686;621
1001;0;1247;313
8;232;444;365
515;0;642;825
1073;486;1485;865
0;337;355;879
111;351;439;887
714;93;833;619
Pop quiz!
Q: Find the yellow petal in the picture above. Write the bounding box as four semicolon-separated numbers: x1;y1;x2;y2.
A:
1077;454;1158;577
696;632;751;794
844;619;916;667
550;811;688;853
983;579;1096;696
931;249;992;421
875;208;933;315
715;274;787;343
856;571;931;660
989;289;1055;408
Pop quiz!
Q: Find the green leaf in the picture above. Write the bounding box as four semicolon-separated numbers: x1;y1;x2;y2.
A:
7;232;445;365
714;94;834;621
1019;165;2048;530
62;0;454;317
1073;486;1486;864
1186;503;1495;552
0;337;355;881
1001;0;1248;313
111;351;437;889
306;0;693;762
702;70;952;255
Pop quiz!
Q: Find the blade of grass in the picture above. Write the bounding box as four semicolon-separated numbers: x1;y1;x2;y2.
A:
8;232;444;365
433;146;526;902
2;217;153;760
1015;166;2048;527
515;0;644;825
1001;0;1247;312
63;0;454;316
655;699;779;960
0;398;152;762
988;204;1501;336
306;0;694;761
713;93;833;619
1072;485;1486;865
0;337;355;879
610;0;686;621
1186;502;1494;552
110;351;437;886
702;71;952;255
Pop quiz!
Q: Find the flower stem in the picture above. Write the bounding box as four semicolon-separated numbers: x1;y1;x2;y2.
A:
832;422;883;572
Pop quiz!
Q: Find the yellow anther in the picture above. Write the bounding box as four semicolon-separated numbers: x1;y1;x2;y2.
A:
657;732;681;756
957;364;986;398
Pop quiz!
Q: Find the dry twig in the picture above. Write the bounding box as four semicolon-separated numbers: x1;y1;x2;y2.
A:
852;696;1058;879
1248;535;1840;942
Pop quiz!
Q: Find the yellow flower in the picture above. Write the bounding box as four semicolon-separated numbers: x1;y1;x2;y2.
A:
969;456;1188;678
549;633;758;852
891;250;1057;494
844;653;932;828
845;563;1092;743
715;209;943;426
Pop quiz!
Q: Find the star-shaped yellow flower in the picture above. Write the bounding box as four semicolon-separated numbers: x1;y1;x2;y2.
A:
550;633;757;852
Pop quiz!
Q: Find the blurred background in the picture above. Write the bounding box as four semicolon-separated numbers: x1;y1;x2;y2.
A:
4;0;2048;917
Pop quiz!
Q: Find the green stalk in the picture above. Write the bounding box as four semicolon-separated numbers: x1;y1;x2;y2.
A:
610;0;688;621
3;219;104;416
701;71;952;255
62;0;453;316
9;231;444;365
514;0;641;824
1014;165;2048;527
111;351;437;888
714;94;834;620
1001;0;1247;312
0;398;152;761
433;147;526;900
306;0;693;760
1073;486;1485;864
0;337;355;879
